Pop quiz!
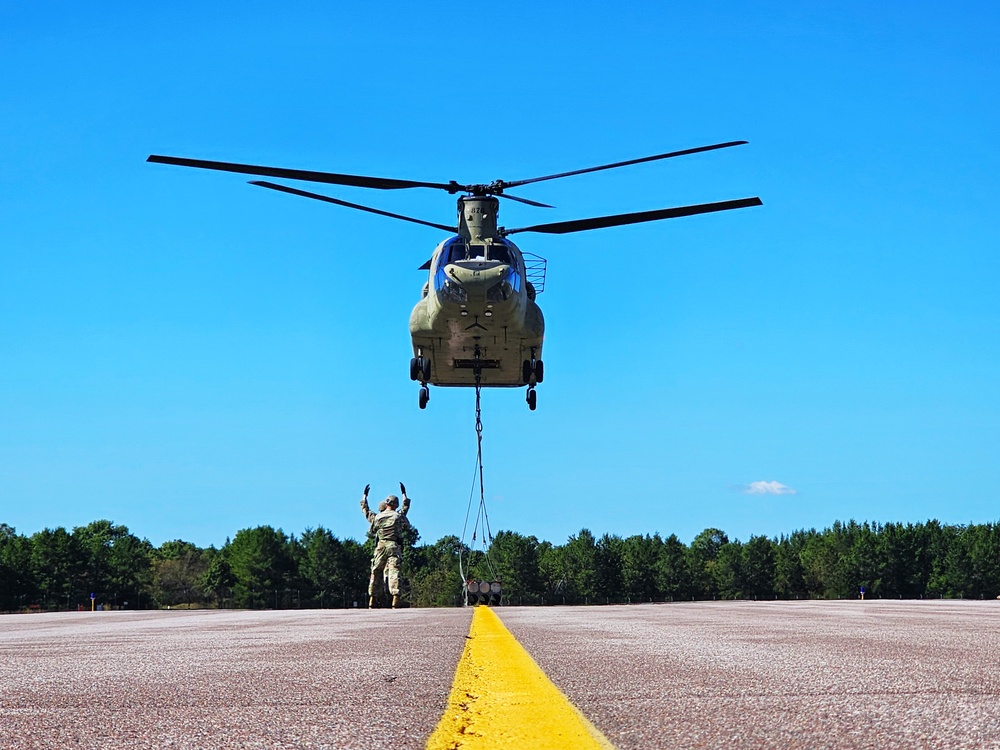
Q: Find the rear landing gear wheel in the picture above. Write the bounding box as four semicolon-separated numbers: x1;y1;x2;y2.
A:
418;386;430;410
522;360;533;385
526;387;537;411
409;357;419;381
534;359;544;383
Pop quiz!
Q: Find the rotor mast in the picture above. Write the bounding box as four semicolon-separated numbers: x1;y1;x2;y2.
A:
457;196;501;242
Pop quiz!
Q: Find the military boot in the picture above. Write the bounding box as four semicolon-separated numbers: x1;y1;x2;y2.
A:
391;595;400;609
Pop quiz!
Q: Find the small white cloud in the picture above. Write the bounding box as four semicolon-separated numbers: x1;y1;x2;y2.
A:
743;480;798;496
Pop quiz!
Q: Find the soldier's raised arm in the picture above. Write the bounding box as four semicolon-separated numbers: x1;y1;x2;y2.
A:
360;484;375;522
399;482;411;517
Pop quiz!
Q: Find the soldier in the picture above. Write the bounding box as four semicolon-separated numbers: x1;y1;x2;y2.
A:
360;482;411;609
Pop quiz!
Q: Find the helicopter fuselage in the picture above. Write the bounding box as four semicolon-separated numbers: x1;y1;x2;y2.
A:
409;233;543;387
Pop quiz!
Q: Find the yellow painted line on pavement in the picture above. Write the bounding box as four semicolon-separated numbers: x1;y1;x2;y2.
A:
426;606;616;750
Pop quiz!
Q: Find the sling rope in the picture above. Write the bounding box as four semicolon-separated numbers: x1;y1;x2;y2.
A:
458;370;496;603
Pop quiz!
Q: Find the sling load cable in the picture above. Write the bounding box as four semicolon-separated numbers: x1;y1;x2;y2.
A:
458;370;497;605
458;375;496;586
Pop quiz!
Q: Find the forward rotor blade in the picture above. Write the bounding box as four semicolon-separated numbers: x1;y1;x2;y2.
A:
498;192;554;209
503;197;762;236
250;181;457;233
148;154;461;193
499;141;749;190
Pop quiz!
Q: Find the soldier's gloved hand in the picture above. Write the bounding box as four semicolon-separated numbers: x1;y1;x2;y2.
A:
364;484;370;498
399;482;406;496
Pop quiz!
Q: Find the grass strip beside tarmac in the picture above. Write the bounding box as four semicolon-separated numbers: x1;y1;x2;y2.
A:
426;606;615;750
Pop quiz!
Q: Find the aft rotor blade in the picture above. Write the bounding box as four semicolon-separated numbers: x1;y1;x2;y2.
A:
503;197;762;236
250;181;457;233
498;141;749;190
148;154;461;193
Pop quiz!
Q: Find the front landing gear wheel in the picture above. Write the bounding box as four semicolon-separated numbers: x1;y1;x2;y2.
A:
418;386;430;410
411;356;431;382
526;387;537;411
522;358;543;385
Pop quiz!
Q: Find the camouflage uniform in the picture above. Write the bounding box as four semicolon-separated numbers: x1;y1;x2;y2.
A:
361;493;411;598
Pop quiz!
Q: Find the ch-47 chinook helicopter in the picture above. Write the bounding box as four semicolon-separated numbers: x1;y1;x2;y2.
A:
148;141;761;410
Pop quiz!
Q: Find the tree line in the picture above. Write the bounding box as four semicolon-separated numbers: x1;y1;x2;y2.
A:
1;518;998;612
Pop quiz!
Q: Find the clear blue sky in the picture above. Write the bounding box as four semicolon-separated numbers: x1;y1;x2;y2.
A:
2;3;998;550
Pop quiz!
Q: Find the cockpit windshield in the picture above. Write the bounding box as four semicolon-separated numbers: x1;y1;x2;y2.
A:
439;239;467;265
439;238;518;267
434;238;523;303
489;244;512;264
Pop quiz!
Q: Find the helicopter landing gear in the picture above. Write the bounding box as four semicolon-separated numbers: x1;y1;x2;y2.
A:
412;351;431;409
521;352;543;385
523;347;541;410
409;355;431;382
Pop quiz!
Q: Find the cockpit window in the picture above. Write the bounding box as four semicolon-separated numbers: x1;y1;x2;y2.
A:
489;244;512;264
439;238;518;267
439;238;467;266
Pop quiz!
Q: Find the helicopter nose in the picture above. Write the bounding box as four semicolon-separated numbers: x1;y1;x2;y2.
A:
448;264;508;289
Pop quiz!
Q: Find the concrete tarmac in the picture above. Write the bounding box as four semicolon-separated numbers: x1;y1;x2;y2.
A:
502;600;1000;749
2;601;999;749
0;608;470;750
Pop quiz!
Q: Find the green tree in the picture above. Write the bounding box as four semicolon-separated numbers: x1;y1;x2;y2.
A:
742;535;776;600
200;546;235;606
687;528;728;599
924;521;960;598
561;529;598;603
109;533;153;608
714;539;744;598
773;533;808;599
226;526;295;608
30;527;83;609
801;523;853;598
594;534;624;602
537;541;563;600
409;535;465;607
1;525;35;611
340;538;372;607
621;534;661;602
963;523;1000;598
484;531;542;603
71;520;152;608
153;540;207;607
299;527;360;607
654;533;687;601
843;522;879;598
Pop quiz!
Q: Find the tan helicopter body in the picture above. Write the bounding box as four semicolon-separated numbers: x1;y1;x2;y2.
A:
409;196;545;408
147;141;761;410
